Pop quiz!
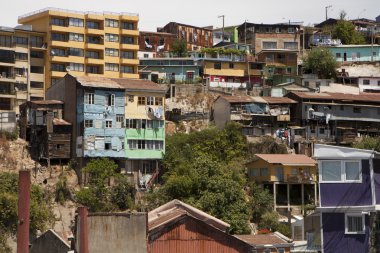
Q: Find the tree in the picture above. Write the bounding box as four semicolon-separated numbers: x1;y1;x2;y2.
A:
171;39;188;57
353;137;380;152
247;182;274;224
247;136;287;160
302;47;339;79
332;20;366;45
75;158;134;212
143;123;251;234
0;172;55;250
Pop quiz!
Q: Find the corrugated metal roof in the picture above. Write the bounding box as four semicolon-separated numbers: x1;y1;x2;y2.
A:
148;199;230;232
235;233;292;247
112;78;166;92
262;97;297;104
254;154;317;165
75;76;123;89
289;91;380;103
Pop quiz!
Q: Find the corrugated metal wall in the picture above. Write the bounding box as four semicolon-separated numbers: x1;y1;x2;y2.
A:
148;216;249;253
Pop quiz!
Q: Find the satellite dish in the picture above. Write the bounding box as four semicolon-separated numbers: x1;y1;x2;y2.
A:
66;66;71;72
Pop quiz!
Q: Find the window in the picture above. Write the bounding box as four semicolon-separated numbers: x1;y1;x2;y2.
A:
68;48;84;57
15;52;28;61
105;48;119;57
336;53;341;58
84;119;93;128
353;107;361;113
31;66;44;73
56;144;64;150
0;35;12;47
51;33;66;42
69;33;84;42
69;18;84;27
138;140;145;149
263;41;277;49
86;21;100;29
70;63;84;72
304;81;309;87
86;65;101;74
121;65;134;73
51;18;65;26
345;214;365;234
105;63;119;72
248;168;258;177
105;19;119;28
265;54;274;61
51;48;65;56
128;95;134;102
105;120;113;128
51;63;65;72
373;51;378;57
363;79;370;85
340;105;344;111
105;142;111;150
284;42;298;50
138;96;146;105
116;115;124;128
30;82;44;89
128;140;137;149
378;80;380;86
14;36;28;45
229;63;234;69
121;36;134;44
319;128;325;134
14;68;26;76
105;33;119;42
106;94;115;106
154;140;164;150
214;62;221;69
260;168;268;177
278;249;285;253
155;97;163;106
31;51;44;58
122;22;135;30
320;160;361;182
147;96;154;106
30;36;43;47
87;36;102;44
121;51;134;59
85;93;94;104
86;51;100;59
316;82;321;88
288;27;295;33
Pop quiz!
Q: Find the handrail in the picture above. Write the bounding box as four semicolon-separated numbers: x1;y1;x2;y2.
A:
19;7;139;20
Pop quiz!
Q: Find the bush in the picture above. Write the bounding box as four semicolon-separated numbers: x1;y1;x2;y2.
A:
55;176;71;205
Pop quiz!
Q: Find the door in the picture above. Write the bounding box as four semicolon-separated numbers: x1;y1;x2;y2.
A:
344;52;347;61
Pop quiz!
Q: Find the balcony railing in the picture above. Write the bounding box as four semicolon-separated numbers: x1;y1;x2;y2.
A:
286;173;315;183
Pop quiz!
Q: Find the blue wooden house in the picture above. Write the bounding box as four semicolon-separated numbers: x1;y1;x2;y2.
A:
314;144;380;253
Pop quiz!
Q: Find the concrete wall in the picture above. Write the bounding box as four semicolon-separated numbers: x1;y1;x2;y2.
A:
86;213;147;253
213;97;231;129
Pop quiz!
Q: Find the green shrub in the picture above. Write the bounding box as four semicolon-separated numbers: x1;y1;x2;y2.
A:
55;176;71;205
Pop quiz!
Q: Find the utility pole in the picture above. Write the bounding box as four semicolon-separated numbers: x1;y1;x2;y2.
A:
325;5;332;20
244;20;251;91
218;15;225;42
371;25;376;62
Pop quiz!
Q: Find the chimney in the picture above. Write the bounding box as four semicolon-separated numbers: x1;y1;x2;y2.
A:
78;207;89;253
17;170;31;253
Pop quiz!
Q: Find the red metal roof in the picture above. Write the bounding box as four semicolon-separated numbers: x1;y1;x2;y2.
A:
112;78;166;92
261;97;297;104
236;233;292;247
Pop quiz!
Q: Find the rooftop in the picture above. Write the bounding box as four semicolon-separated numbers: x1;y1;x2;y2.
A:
218;95;296;104
19;7;138;21
254;154;317;165
261;97;297;104
235;232;292;247
288;91;380;103
338;64;380;77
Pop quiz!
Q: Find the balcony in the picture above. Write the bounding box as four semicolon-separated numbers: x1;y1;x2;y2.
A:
120;29;139;36
85;57;104;65
85;28;104;35
120;58;139;65
120;44;139;51
85;43;104;51
286;173;316;183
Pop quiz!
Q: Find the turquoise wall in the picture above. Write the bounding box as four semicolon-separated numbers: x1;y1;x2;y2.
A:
328;46;380;62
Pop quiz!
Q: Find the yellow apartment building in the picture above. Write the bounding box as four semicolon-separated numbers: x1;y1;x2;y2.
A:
247;154;317;214
18;7;140;90
0;25;45;120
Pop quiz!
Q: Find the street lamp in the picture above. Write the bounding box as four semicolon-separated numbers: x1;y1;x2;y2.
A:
325;5;332;20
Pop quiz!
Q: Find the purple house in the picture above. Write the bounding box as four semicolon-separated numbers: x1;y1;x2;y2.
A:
314;144;380;253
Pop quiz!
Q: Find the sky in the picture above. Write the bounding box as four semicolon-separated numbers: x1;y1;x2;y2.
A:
2;0;380;31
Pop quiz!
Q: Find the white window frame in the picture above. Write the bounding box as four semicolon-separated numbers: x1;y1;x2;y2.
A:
345;213;365;234
105;120;113;128
85;93;94;104
84;119;93;128
319;160;362;183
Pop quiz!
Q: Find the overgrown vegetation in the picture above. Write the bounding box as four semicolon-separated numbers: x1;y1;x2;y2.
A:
302;47;339;79
55;176;71;205
171;39;188;57
0;129;18;141
142;122;279;235
75;158;134;212
353;137;380;152
0;172;55;250
201;47;246;56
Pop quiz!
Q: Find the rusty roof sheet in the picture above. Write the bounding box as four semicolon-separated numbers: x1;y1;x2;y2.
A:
261;97;297;104
148;199;230;232
219;95;267;103
111;78;166;92
289;92;380;103
235;233;291;247
254;154;317;165
75;76;123;89
30;100;64;105
53;118;71;125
